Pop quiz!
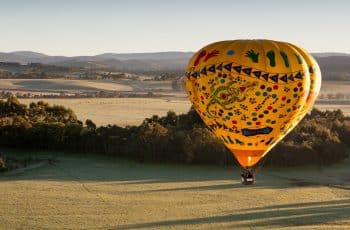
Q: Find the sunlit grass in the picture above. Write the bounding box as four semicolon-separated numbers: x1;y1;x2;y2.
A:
0;150;349;229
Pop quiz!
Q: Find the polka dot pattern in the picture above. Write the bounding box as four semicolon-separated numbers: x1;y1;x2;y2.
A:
184;40;321;167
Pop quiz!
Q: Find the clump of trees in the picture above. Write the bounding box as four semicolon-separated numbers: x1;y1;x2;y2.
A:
266;109;349;166
0;96;349;167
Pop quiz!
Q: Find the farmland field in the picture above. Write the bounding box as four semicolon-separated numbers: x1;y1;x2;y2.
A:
17;98;350;126
1;79;350;93
320;80;350;95
0;78;174;92
19;98;192;126
0;151;349;229
0;79;347;126
0;78;133;92
315;104;350;116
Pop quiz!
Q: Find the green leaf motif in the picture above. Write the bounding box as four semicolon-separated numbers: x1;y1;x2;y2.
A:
245;50;259;63
266;50;276;67
295;54;303;64
280;51;290;67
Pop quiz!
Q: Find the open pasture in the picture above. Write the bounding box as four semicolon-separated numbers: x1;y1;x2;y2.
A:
19;98;192;126
18;97;349;126
0;78;176;93
0;151;349;229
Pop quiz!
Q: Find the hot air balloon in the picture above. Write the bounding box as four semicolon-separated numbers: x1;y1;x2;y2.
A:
184;40;321;184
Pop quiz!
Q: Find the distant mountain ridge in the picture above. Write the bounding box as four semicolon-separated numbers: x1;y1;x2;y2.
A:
0;51;350;78
312;52;350;57
0;51;195;71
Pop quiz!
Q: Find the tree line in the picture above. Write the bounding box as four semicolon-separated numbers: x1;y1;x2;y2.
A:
0;96;349;168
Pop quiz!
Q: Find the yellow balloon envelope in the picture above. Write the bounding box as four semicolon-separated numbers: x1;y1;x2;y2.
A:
184;40;321;168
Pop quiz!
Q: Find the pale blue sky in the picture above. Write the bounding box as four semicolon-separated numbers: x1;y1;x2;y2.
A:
0;0;349;56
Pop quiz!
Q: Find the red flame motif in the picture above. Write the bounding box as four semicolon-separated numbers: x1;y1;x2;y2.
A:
194;50;207;66
204;50;219;62
193;50;220;66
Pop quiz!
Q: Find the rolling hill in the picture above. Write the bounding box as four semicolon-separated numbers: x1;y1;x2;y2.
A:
0;51;193;72
0;51;350;79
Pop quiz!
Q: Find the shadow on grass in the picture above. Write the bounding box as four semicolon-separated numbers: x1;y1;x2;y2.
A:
0;151;296;189
1;150;347;191
114;199;350;229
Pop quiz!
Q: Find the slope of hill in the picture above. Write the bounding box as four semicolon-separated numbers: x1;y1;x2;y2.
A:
312;52;350;57
315;56;350;80
0;51;194;72
95;51;194;61
6;51;48;60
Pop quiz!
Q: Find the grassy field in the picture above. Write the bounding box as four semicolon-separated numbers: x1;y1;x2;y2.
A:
320;80;350;95
0;79;345;126
17;98;349;127
0;150;349;229
315;104;350;116
0;79;133;92
20;98;192;126
1;79;349;93
1;78;349;96
0;78;174;92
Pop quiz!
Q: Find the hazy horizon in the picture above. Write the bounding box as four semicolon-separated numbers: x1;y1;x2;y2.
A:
0;50;195;57
1;49;350;58
1;0;349;56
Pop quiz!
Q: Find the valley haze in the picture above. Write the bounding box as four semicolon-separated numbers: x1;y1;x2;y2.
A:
1;51;350;74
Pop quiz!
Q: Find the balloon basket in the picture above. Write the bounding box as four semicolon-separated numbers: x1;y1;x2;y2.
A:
241;168;255;185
